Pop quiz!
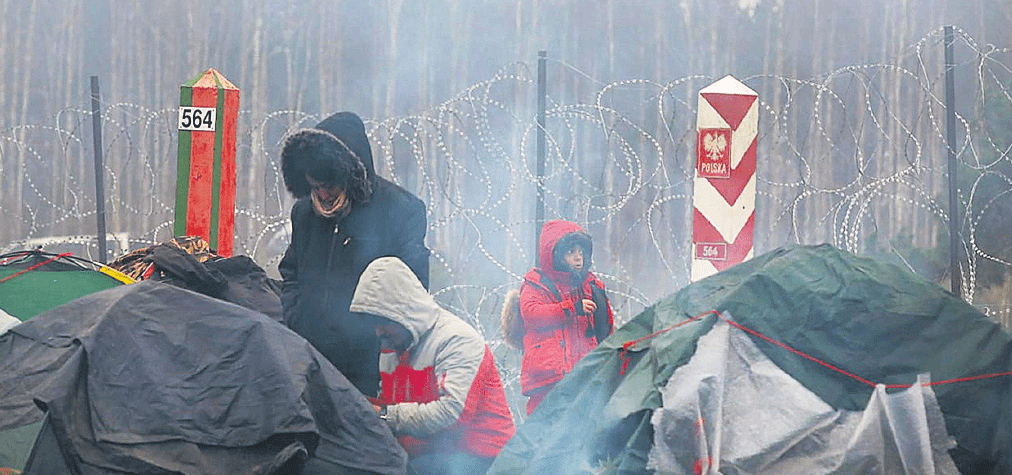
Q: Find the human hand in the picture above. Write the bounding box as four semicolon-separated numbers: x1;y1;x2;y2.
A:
581;299;597;315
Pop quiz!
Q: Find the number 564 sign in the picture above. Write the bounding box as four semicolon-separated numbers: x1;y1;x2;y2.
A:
694;242;727;261
178;106;217;131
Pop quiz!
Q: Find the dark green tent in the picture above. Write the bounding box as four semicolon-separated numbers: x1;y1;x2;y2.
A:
0;250;132;472
488;244;1012;474
0;250;132;322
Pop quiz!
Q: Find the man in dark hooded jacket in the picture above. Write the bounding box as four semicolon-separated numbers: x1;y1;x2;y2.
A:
279;111;429;397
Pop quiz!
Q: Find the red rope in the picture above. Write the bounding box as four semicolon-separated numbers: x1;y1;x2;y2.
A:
718;316;878;387
619;310;717;374
617;308;1012;388
0;250;31;266
0;252;72;285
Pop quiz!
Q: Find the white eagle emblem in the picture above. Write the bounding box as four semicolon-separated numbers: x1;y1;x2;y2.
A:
703;132;727;162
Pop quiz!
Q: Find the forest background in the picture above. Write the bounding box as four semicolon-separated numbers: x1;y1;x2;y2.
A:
1;0;1011;418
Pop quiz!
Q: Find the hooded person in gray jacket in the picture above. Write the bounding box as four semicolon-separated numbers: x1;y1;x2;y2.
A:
352;257;515;475
279;111;429;397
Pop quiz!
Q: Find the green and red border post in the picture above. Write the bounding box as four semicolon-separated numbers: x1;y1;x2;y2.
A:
174;68;239;257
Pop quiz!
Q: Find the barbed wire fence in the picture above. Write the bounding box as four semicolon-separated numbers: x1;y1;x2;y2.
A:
1;27;1010;418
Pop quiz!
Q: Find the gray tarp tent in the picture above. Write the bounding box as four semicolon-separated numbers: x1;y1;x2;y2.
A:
488;244;1012;475
0;280;407;474
647;316;958;473
0;249;132;472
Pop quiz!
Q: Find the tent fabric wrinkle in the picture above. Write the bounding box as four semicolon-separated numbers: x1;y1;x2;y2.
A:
0;280;407;474
647;316;959;474
106;237;285;323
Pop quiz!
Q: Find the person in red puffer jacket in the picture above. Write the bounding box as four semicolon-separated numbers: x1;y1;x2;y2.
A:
520;220;614;415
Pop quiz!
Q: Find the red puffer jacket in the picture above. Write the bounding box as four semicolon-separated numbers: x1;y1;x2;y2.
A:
519;220;614;396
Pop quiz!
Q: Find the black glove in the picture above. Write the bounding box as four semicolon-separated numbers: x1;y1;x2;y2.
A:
584;286;611;344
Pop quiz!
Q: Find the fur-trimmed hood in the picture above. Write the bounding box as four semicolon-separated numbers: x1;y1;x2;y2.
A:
281;111;377;202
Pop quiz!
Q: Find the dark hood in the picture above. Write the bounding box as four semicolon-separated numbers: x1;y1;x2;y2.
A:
281;111;376;201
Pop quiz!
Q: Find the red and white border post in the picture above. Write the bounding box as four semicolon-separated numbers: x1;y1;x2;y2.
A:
691;75;758;281
174;68;239;257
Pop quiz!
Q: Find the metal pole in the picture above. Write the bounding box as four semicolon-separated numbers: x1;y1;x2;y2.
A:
944;26;961;299
535;51;547;260
90;76;108;263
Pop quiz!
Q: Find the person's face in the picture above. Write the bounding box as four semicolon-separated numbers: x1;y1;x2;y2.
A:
563;245;585;273
375;321;412;352
306;175;345;204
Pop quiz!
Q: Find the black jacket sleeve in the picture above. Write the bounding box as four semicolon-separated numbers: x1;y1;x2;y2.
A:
278;204;302;327
396;199;430;290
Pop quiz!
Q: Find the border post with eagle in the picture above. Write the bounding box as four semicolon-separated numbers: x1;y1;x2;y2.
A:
691;75;759;281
